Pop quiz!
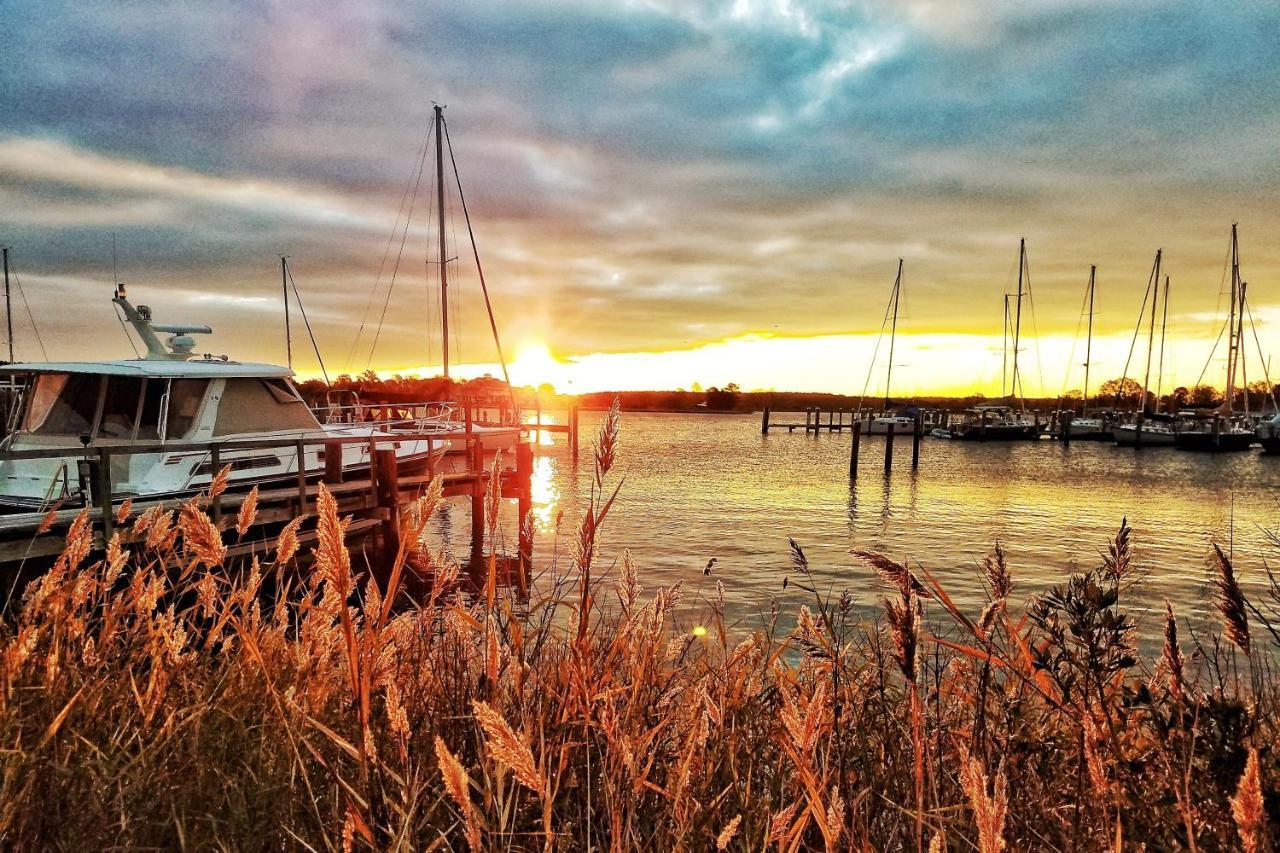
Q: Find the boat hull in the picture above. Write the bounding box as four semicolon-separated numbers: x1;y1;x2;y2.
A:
951;424;1041;442
1173;431;1256;452
1112;426;1175;447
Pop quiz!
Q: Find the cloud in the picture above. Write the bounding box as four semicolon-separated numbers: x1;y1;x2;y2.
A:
1;0;1279;385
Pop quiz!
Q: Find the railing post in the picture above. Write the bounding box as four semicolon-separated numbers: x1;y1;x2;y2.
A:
570;403;580;457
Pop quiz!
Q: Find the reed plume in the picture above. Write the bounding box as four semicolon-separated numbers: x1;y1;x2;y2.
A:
1211;544;1251;655
235;485;259;538
959;750;1008;853
1231;747;1267;853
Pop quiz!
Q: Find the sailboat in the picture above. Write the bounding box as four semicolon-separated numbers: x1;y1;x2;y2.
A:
1063;265;1112;440
1112;250;1177;447
332;105;520;463
949;239;1041;441
856;259;916;436
1177;224;1257;452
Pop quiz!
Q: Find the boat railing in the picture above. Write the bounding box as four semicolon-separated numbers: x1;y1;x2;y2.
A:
315;400;458;429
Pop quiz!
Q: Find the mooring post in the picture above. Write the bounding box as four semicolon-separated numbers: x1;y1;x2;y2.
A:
372;447;401;558
464;396;474;434
469;438;485;570
570;403;580;457
1061;412;1073;447
324;439;344;484
1212;414;1221;449
535;396;542;440
884;421;895;474
1135;414;1145;449
96;447;113;541
849;420;861;479
209;444;222;525
761;406;771;435
981;410;989;438
516;440;533;596
912;412;922;469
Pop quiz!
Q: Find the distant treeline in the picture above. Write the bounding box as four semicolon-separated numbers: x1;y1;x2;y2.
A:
299;370;1276;414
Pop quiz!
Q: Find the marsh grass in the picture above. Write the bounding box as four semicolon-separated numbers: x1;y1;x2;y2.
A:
0;405;1277;850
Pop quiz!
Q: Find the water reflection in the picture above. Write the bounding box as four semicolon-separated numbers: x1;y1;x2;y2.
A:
530;455;560;531
522;411;558;447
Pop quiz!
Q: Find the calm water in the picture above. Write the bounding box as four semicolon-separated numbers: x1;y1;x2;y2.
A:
436;411;1280;640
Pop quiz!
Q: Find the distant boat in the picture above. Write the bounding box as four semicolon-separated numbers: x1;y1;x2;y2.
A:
1173;225;1257;452
1110;249;1174;447
949;239;1041;441
855;259;914;436
1063;265;1112;440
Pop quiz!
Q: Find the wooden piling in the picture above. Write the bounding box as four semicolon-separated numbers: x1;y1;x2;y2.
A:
761;406;771;435
849;420;861;479
469;439;484;569
1061;412;1072;447
324;440;344;484
884;421;895;474
911;412;922;469
516;441;533;596
1135;414;1145;449
295;438;309;514
570;404;580;457
95;447;113;541
373;447;401;559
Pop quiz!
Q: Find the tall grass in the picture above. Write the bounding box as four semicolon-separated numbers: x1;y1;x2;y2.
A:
0;407;1276;849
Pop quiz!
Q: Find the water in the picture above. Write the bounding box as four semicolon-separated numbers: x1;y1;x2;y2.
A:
436;411;1280;641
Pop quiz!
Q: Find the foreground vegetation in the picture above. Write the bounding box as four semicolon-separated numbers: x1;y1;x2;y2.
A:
0;409;1276;850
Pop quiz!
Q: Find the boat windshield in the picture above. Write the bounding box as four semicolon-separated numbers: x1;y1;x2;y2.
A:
20;372;210;440
22;373;101;436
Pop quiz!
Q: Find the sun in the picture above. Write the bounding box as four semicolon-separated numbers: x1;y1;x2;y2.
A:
510;341;562;389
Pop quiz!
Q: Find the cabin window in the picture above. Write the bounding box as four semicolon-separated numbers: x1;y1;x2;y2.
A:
21;373;103;436
263;377;303;404
213;378;319;436
97;376;145;439
166;379;209;439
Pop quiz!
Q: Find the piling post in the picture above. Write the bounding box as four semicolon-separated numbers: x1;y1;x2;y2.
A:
464;396;474;434
981;410;989;438
1135;414;1145;449
373;447;401;559
469;439;485;570
295;438;309;514
535;396;542;440
827;409;835;432
761;406;771;435
209;444;222;525
516;441;533;596
884;421;895;474
912;412;922;469
95;447;113;541
324;440;344;484
1212;414;1221;450
849;420;861;479
1061;412;1072;447
570;403;580;457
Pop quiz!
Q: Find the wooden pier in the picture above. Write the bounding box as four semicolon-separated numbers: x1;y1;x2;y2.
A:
0;429;536;592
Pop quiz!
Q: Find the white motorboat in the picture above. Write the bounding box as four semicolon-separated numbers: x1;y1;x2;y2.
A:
0;287;447;511
1111;418;1176;447
857;414;917;436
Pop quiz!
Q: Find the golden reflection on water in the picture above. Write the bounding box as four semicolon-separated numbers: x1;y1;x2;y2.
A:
530;455;560;531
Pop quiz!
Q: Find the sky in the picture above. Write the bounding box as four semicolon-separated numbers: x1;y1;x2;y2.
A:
2;0;1279;396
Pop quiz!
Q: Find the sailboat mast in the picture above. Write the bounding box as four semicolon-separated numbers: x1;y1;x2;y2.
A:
1225;223;1240;412
1083;264;1095;414
1141;250;1161;414
884;258;902;411
1001;294;1009;398
1239;281;1249;417
281;256;292;370
2;247;11;364
435;104;450;381
1156;275;1169;407
1011;238;1025;405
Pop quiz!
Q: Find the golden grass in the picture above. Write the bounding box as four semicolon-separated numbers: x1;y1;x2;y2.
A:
0;414;1276;849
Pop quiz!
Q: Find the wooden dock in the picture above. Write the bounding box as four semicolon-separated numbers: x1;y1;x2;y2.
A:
0;429;536;593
